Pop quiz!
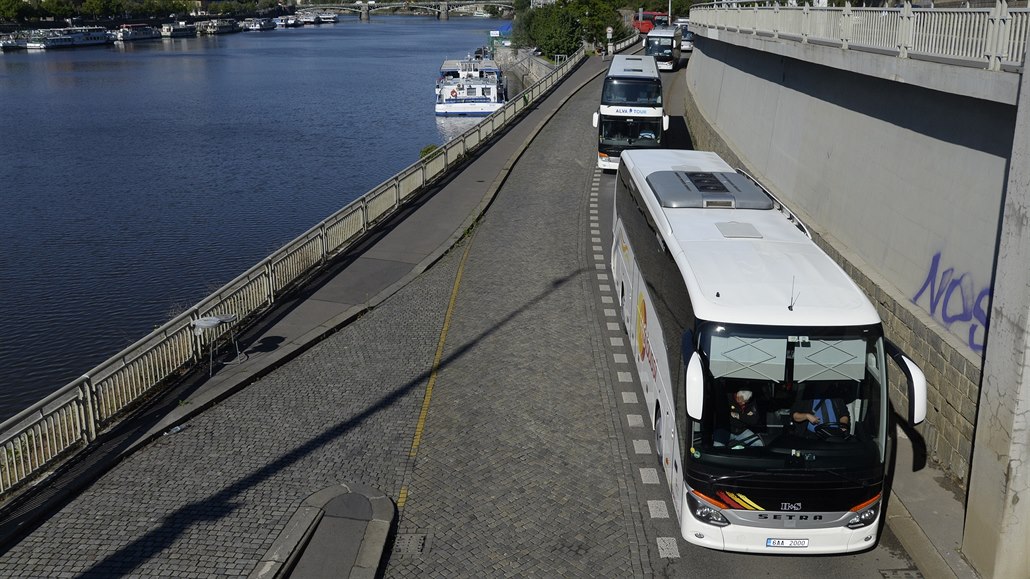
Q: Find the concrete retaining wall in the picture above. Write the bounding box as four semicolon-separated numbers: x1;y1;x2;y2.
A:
494;47;556;89
682;34;1018;487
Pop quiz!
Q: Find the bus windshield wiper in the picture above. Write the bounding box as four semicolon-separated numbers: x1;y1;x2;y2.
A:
712;470;763;483
767;467;866;486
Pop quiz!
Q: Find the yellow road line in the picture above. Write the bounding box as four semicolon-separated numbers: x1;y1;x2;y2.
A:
398;231;477;511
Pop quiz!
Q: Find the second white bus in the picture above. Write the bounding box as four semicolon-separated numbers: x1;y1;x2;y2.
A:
591;55;669;171
644;25;682;70
611;149;927;554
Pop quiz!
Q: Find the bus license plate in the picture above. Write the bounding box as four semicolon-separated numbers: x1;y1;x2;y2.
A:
766;538;809;548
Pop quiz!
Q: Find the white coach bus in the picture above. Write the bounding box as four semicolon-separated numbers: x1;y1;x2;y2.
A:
644;25;682;70
611;149;927;554
592;55;668;171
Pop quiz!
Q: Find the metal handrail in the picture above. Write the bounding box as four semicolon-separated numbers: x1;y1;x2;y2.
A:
688;0;1028;71
0;35;642;501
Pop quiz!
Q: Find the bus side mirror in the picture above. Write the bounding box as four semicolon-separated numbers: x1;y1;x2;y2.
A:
662;115;669;131
885;339;927;425
685;352;704;420
592;111;599;129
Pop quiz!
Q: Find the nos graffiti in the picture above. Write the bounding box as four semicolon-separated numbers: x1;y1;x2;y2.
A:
912;252;991;353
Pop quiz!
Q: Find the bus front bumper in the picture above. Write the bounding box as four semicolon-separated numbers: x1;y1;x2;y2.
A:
680;512;882;554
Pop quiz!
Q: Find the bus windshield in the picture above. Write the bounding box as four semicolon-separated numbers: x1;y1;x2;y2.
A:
600;117;662;147
601;78;663;107
691;323;889;471
646;37;676;57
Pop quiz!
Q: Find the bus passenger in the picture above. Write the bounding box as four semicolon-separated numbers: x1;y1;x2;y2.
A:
716;389;765;448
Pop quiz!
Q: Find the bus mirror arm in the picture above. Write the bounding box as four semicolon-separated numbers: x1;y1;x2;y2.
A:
592;111;599;129
685;352;704;420
885;339;927;425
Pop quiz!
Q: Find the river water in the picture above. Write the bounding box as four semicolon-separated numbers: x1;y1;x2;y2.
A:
0;16;501;422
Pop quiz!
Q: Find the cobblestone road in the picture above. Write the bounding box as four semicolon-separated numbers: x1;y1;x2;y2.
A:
384;73;649;577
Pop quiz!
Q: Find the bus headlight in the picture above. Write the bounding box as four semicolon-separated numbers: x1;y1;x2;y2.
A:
846;495;881;529
687;491;730;527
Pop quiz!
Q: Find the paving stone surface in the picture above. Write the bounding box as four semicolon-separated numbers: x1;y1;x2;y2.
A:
383;72;649;578
0;246;462;577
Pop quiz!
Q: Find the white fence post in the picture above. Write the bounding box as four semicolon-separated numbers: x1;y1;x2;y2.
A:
802;2;811;44
841;1;853;49
899;0;915;59
79;378;96;442
985;0;1011;71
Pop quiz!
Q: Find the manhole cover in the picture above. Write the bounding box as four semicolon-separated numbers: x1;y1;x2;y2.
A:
394;533;427;555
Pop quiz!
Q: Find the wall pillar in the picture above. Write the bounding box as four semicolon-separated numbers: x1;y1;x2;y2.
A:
439;2;449;20
360;5;369;21
961;41;1030;578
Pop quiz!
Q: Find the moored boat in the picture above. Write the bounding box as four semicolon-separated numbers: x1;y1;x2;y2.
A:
242;17;277;31
275;15;304;28
435;50;507;117
298;12;322;25
197;19;240;35
0;34;27;51
25;27;110;49
316;12;338;23
160;21;197;37
111;23;161;42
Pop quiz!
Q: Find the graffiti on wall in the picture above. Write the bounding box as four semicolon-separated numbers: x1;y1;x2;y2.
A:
912;251;992;353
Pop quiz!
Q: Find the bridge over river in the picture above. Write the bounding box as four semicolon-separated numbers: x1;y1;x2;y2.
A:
300;0;514;20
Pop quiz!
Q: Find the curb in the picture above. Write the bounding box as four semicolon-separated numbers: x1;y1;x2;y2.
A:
886;491;961;579
249;483;395;579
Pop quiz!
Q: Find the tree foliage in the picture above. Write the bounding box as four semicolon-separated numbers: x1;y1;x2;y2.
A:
630;0;695;17
514;0;631;58
0;0;32;20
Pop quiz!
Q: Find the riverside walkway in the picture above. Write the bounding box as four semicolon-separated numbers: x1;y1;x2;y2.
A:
0;49;974;577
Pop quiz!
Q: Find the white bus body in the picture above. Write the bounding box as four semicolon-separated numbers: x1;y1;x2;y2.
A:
644;25;682;70
611;149;927;554
591;55;669;171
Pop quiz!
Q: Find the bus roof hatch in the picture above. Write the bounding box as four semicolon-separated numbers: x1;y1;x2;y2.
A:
645;170;774;210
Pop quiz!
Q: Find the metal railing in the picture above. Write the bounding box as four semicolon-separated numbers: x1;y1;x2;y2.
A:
0;35;641;501
689;0;1029;71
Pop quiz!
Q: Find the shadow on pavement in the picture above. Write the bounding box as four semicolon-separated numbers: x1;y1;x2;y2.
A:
77;267;586;576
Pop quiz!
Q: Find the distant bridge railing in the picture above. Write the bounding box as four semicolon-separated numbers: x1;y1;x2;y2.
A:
689;0;1029;71
0;34;639;504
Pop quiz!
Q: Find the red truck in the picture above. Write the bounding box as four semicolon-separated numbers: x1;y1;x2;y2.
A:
632;11;668;34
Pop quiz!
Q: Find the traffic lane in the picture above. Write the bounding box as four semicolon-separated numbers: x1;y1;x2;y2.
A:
662;66;694;151
594;166;923;577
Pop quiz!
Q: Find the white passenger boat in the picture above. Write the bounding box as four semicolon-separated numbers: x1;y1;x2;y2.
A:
275;15;304;28
161;21;197;37
435;52;507;117
197;19;240;35
298;12;322;24
243;17;276;31
25;27;110;49
0;35;27;51
111;24;161;41
316;12;338;23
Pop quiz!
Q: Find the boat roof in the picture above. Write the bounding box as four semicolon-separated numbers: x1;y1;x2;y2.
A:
620;150;881;328
440;58;501;74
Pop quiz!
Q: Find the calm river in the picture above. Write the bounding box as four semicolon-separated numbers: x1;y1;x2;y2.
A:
0;16;503;422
